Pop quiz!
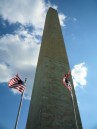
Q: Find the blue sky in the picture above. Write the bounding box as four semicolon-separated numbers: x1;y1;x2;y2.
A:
0;0;97;129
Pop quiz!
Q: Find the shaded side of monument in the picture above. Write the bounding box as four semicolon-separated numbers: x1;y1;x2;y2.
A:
26;8;83;129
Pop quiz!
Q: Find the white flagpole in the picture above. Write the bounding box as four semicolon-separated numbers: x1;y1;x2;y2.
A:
71;90;78;129
14;78;27;129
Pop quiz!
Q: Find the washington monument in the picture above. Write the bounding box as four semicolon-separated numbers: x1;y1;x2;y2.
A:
26;7;82;129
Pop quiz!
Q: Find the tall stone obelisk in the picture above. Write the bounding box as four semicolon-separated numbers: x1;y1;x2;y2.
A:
26;7;82;129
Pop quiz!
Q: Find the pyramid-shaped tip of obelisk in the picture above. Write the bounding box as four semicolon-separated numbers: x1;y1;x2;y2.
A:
48;7;57;13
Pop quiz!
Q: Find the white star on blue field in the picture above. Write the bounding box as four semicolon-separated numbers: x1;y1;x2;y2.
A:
0;0;97;129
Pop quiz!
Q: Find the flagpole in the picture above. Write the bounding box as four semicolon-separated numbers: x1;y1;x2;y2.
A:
71;91;78;129
14;78;27;129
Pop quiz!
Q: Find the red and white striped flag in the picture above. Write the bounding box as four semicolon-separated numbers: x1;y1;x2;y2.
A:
62;71;72;92
8;74;25;93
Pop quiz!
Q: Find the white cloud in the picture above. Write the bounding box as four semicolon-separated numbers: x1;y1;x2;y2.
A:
59;13;67;27
0;29;40;99
11;89;20;95
0;0;66;29
71;62;87;88
0;63;11;82
46;1;58;10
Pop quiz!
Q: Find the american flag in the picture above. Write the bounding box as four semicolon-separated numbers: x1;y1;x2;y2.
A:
62;74;72;92
8;74;25;93
62;77;72;92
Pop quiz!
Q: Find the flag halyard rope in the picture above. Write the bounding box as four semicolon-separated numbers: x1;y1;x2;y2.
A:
71;90;78;129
